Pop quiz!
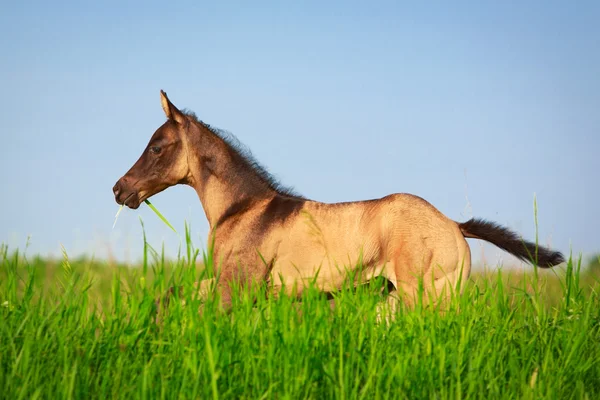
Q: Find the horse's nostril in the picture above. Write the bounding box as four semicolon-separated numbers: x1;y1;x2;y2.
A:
113;184;120;196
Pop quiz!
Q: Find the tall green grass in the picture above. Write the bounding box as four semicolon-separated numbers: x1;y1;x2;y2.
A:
1;231;599;399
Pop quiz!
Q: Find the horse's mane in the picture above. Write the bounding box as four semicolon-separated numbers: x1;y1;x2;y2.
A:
183;110;304;199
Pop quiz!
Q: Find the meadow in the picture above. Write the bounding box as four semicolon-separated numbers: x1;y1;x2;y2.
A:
1;232;600;399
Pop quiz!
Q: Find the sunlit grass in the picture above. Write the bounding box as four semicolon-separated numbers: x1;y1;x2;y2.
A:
1;230;599;399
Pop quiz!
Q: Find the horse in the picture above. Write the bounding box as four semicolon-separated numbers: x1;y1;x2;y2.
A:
113;90;564;314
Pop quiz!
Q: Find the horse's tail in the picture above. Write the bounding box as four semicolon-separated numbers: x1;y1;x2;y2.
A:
457;218;564;268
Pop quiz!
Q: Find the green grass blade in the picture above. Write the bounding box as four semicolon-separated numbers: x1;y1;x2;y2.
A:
144;199;178;234
0;241;599;399
112;205;124;229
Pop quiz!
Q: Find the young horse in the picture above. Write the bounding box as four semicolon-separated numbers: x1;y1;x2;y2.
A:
113;90;564;312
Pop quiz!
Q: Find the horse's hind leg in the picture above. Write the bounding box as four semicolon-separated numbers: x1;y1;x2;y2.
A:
375;289;401;325
374;286;424;324
375;260;470;323
375;283;454;324
426;239;472;312
374;263;403;324
373;262;440;323
434;254;472;312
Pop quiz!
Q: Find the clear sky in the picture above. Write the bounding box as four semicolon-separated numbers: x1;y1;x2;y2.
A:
1;1;598;267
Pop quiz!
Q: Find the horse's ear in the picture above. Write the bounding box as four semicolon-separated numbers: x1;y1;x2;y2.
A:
160;90;186;124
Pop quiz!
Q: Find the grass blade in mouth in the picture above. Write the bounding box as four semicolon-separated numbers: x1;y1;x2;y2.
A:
144;199;178;234
112;205;124;229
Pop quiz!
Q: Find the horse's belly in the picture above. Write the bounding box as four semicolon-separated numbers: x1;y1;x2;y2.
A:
270;244;359;293
268;238;380;294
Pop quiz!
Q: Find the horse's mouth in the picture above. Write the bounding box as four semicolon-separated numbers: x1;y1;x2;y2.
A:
118;193;141;210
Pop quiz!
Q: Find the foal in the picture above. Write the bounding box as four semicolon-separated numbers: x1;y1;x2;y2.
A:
113;90;564;312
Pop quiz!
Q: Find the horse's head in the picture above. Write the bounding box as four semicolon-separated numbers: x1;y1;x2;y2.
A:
113;90;191;209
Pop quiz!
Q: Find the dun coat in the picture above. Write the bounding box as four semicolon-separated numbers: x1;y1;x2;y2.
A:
113;91;565;312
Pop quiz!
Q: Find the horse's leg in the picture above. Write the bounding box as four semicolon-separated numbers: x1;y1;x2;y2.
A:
395;254;472;315
377;261;445;323
390;231;472;314
374;262;402;324
193;278;216;300
160;278;216;306
430;253;472;312
375;289;401;325
374;267;453;324
154;285;182;326
154;278;216;325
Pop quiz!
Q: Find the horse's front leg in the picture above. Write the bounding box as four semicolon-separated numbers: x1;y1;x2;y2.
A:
192;278;217;301
154;278;216;323
210;262;273;314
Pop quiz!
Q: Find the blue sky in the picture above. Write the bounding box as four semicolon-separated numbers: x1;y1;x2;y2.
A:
1;1;598;267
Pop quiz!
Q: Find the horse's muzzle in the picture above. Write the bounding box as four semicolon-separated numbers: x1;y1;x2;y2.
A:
113;178;141;209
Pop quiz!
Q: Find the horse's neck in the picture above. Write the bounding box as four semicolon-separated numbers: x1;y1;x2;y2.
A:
188;135;274;228
191;178;236;228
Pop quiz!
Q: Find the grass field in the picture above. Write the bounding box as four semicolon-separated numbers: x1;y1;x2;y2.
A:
1;236;600;399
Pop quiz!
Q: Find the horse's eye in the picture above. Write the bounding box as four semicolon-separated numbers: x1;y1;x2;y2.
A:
150;146;161;154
